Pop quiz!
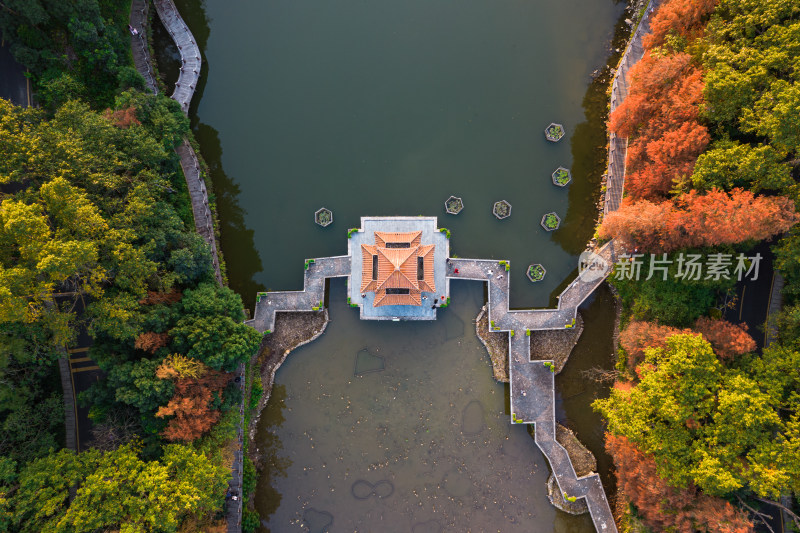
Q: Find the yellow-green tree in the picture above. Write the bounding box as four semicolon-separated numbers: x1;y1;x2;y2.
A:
594;334;799;498
11;443;226;532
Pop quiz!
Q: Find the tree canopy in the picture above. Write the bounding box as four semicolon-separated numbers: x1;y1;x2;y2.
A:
595;334;800;499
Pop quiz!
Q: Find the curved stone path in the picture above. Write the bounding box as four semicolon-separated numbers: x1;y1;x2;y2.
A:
129;0;158;94
176;139;224;285
152;0;201;113
134;0;221;286
605;3;656;215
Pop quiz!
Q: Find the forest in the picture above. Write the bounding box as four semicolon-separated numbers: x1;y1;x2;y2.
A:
597;0;800;530
0;1;262;531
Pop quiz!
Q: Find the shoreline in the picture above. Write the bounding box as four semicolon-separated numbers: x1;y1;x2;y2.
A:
211;0;653;527
246;310;329;449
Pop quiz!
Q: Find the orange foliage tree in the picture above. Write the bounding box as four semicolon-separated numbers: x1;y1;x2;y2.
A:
694;317;756;361
608;0;719;200
644;0;718;49
619;321;686;367
156;366;231;442
620;319;757;368
134;332;170;354
610;52;709;199
139;289;183;306
599;189;798;252
102;106;141;129
607;434;753;532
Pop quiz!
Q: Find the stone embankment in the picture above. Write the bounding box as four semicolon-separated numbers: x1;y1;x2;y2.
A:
247;311;329;451
475;305;509;382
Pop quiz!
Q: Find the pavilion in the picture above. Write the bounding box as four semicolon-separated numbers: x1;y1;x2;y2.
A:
348;217;449;320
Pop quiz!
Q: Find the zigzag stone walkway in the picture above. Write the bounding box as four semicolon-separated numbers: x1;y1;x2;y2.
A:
239;1;661;531
246;256;352;332
446;242;618;532
449;242;617;333
510;334;614;531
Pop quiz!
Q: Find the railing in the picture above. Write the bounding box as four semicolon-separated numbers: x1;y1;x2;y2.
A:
604;1;658;216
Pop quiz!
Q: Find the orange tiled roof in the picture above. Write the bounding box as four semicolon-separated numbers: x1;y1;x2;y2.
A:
360;232;435;307
375;231;421;247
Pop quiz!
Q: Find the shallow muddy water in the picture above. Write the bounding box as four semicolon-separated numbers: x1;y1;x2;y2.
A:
254;280;595;532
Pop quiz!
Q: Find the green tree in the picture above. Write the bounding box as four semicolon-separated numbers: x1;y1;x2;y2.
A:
10;443;227;532
59;444;225;532
594;334;799;497
181;282;246;322
104;358;175;417
610;253;733;327
171;315;262;372
11;448;101;533
691;139;792;193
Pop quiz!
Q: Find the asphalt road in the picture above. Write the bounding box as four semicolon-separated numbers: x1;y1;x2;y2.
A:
722;240;776;352
0;34;30;106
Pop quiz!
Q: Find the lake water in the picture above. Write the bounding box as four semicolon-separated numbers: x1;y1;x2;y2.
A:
160;0;628;530
185;0;625;309
253;280;597;532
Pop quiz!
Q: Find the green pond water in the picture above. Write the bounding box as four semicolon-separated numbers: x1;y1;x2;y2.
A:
154;0;630;530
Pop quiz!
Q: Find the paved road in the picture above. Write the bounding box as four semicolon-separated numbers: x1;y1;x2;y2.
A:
0;34;30;106
723;241;776;352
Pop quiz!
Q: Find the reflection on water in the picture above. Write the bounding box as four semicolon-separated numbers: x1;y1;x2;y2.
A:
255;280;594;532
193;0;626;309
554;1;638;255
193;122;266;302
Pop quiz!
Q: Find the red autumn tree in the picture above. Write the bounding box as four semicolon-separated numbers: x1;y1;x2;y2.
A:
139;289;183;305
600;189;798;252
134;332;170;354
620;319;757;367
607;434;753;532
694;317;757;361
156;370;231;442
102;106;141;129
667;188;798;249
644;0;718;49
619;321;687;367
598;196;673;251
610;52;709;199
